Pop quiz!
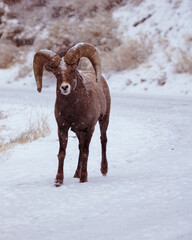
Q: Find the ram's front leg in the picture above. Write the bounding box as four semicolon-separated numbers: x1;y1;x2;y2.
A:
55;126;69;187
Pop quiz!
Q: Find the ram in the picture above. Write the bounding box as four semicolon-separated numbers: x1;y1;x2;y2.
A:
33;43;111;186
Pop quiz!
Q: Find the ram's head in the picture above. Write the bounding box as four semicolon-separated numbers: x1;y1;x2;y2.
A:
33;43;101;95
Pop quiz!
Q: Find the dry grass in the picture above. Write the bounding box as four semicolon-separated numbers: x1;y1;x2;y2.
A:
101;35;153;72
175;49;192;74
0;114;50;153
0;111;7;143
130;0;145;6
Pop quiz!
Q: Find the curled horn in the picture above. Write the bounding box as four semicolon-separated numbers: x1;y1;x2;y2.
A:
64;43;101;82
33;50;61;92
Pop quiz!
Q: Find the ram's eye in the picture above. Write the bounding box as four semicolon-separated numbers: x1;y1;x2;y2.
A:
55;73;61;77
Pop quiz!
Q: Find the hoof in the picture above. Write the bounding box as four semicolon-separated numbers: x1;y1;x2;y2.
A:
101;161;108;176
54;179;63;187
80;172;88;183
55;173;63;187
101;167;108;176
80;178;88;183
73;169;81;178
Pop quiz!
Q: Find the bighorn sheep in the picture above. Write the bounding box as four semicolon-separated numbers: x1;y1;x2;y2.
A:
33;43;111;186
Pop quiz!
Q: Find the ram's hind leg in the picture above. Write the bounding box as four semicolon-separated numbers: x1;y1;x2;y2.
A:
73;153;82;179
99;116;109;176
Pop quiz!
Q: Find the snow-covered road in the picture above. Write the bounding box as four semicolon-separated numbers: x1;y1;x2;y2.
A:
0;88;192;240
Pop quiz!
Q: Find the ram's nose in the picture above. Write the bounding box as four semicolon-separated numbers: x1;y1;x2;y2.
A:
61;85;69;91
60;83;71;95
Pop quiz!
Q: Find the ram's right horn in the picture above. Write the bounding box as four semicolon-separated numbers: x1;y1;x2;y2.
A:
33;50;61;92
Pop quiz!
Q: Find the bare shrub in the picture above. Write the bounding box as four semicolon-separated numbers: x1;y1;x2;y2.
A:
101;35;153;72
0;42;21;68
0;114;50;152
0;15;35;47
175;49;192;74
1;0;124;71
48;0;125;19
3;0;125;37
3;0;21;5
35;11;120;55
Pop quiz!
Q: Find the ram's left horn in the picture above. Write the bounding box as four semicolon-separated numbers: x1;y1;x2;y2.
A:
64;43;101;82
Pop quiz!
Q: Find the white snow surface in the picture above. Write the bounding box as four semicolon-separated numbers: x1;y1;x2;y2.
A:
1;0;192;239
1;87;192;240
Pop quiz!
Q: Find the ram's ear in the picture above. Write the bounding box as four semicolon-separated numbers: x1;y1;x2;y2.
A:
45;64;54;72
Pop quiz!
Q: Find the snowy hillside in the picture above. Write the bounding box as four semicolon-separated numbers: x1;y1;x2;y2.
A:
0;0;192;96
109;0;192;96
1;0;192;240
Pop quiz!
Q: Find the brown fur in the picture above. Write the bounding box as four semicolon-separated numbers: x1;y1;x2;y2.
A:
33;43;111;186
52;66;111;185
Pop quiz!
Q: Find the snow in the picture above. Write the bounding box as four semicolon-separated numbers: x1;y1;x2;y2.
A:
1;0;192;239
59;58;67;73
1;88;192;240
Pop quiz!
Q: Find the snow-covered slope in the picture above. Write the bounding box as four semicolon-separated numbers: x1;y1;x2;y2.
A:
110;0;192;96
0;0;192;97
